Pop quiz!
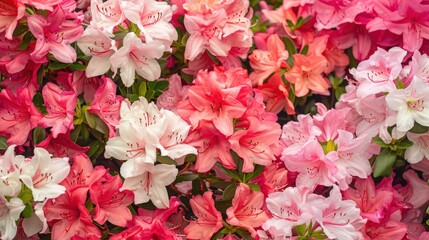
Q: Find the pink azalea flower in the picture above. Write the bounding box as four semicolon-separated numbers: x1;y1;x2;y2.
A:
249;34;289;86
62;153;106;190
21;0;64;11
38;83;77;138
185;121;235;172
350;47;407;98
315;186;366;240
0;87;43;145
90;174;134;227
71;71;102;102
88;76;123;138
402;50;429;84
259;73;295;114
156;74;189;113
110;32;164;87
184;10;229;61
314;0;367;30
405;132;429;164
229;117;281;172
343;178;394;223
90;0;125;33
226;183;269;238
253;161;289;196
44;187;101;240
77;27;116;77
0;0;25;40
263;187;324;238
122;0;177;51
0;33;31;74
36;132;89;157
178;68;249;136
0;59;40;95
283;54;330;97
184;191;223;240
28;6;83;63
398;170;429;210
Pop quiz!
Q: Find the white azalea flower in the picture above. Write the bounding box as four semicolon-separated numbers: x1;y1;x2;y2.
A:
19;148;70;201
386;77;429;132
0;145;24;197
405;132;429;164
0;196;25;240
120;161;177;208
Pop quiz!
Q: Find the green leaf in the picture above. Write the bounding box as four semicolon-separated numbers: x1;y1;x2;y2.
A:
48;62;69;70
395;140;413;150
13;25;28;37
138;81;147;97
214;200;232;212
294;223;307;236
84;109;97;129
372;136;390;148
210;181;231;189
0;136;8;150
185;154;197;163
235;228;253;240
21;203;33;218
223;183;239;200
311;230;328;239
409;122;429;134
175;174;199;183
157;155;177;165
33;127;47;145
87;141;102;159
300;45;309;55
373;149;397;177
69;63;86;71
155;80;169;91
18;31;34;50
247;183;260;191
283;37;297;56
18;184;33;204
244;164;265;182
145;90;155;101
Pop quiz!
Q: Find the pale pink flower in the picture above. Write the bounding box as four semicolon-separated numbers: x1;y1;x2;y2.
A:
350;47;407;98
315;186;366;240
28;6;83;63
263;187;324;238
399;170;429;210
44;187;101;240
0;196;25;240
226;183;269;238
0;87;43;145
88;76;123;138
386;77;429;132
405;132;429;164
184;10;229;61
402;50;429;84
0;0;26;40
0;146;23;198
120;161;178;208
90;174;134;227
77;27;116;77
184;191;223;240
90;0;125;33
229;117;281;172
38;83;77;138
110;32;164;86
156;74;189;112
122;0;177;51
249;34;289;86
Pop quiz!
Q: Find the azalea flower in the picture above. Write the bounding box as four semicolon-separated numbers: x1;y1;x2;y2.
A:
38;83;77;138
405;132;429;164
27;6;83;63
0;87;43;145
120;161;178;208
184;191;223;240
77;27;116;77
110;32;164;86
386;77;429;132
0;196;25;240
0;145;23;197
19;148;70;201
283;54;330;97
226;183;268;238
90;0;125;33
0;0;26;40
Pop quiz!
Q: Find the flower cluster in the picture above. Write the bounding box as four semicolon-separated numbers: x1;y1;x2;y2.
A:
0;0;429;239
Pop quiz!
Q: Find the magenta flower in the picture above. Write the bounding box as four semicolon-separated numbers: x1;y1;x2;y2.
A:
89;76;123;138
28;6;83;63
0;87;43;145
38;83;77;138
